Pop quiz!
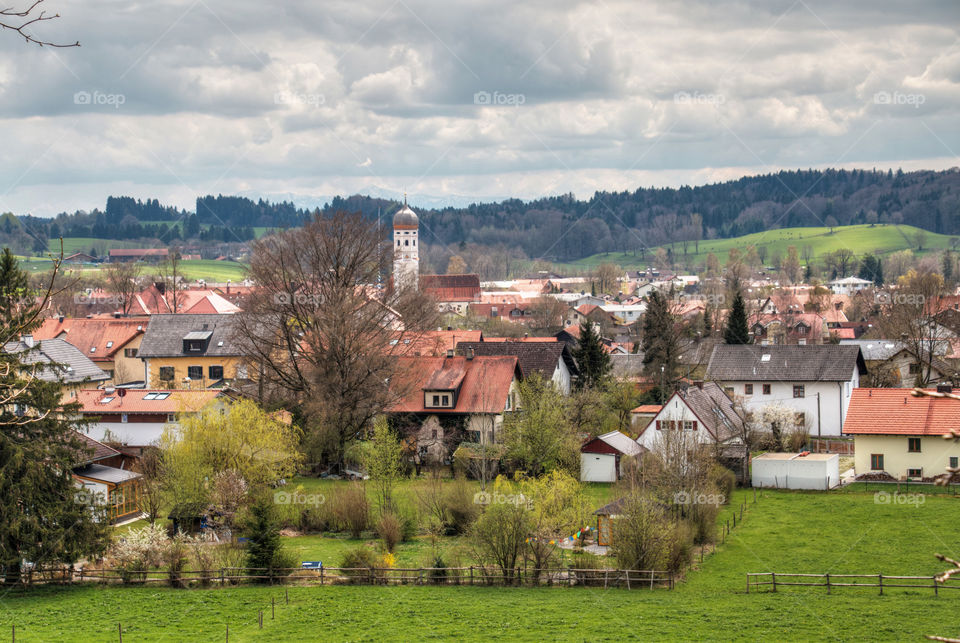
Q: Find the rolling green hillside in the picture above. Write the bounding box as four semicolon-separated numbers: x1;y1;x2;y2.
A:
564;224;955;270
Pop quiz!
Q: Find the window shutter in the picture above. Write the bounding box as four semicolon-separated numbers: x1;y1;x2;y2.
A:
655;420;661;430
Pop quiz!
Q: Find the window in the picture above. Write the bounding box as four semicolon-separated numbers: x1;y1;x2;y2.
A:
158;366;174;381
431;429;437;439
909;363;920;375
404;239;409;246
124;348;138;358
908;437;921;453
683;421;697;431
797;338;806;345
187;366;202;380
870;454;884;471
185;340;204;352
744;384;753;395
121;413;128;423
442;395;450;406
907;468;922;478
951;457;958;469
793;385;805;398
167;414;176;422
209;365;224;380
762;384;771;395
724;387;734;396
432;394;441;406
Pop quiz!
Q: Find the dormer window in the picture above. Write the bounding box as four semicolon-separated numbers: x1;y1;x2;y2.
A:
183;330;213;353
425;390;455;408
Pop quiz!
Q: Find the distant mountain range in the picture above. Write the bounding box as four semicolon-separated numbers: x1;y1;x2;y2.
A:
237;186;510;211
6;168;960;262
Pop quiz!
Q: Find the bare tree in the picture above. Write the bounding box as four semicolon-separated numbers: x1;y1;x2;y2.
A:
104;260;142;316
592;263;621;295
1;0;78;47
233;211;438;471
528;295;566;332
156;247;184;313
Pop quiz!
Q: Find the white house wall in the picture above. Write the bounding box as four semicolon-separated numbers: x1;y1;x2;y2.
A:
638;396;711;450
552;360;572;396
84;421;171;446
752;456;839;489
722;367;858;437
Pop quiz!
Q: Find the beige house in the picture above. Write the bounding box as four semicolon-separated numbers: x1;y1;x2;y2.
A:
843;387;960;480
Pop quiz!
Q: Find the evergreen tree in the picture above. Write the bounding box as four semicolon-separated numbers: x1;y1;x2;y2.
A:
572;318;610;390
0;250;109;583
245;496;285;581
858;253;884;286
641;290;681;398
723;290;751;344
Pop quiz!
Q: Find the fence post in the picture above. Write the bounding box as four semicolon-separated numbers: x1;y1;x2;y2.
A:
226;624;229;643
934;576;939;596
625;570;631;590
320;566;324;585
469;566;473;586
272;597;275;619
118;622;122;643
285;588;289;604
746;574;749;594
603;569;608;589
771;572;777;592
878;573;883;596
649;569;654;590
258;611;262;630
825;573;830;595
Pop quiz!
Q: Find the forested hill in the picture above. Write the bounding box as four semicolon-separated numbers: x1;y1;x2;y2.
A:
7;168;960;261
329;168;960;262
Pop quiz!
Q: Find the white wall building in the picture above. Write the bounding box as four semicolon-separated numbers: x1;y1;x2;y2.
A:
393;201;419;290
752;452;840;489
705;345;866;437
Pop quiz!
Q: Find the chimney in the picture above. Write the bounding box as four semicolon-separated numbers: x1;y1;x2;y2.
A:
227;279;231;294
155;281;166;295
694;380;704;389
22;334;34;348
467;347;475;360
58;315;64;323
937;383;953;394
446;349;454;358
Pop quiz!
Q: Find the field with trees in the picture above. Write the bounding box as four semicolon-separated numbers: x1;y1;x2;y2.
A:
2;488;958;641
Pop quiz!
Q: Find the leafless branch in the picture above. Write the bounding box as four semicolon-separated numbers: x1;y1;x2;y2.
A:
0;0;79;47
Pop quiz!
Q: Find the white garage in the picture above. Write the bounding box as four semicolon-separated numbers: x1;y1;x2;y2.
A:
752;452;840;490
580;431;644;483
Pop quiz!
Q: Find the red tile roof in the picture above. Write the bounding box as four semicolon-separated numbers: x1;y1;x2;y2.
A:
390;356;518;415
843;388;960;435
392;330;483;356
631;404;663;414
35;317;147;362
74;388;222;414
421;274;481;302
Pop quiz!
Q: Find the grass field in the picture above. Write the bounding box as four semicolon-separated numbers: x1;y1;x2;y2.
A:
17;254;248;283
2;488;958;641
562;224;956;270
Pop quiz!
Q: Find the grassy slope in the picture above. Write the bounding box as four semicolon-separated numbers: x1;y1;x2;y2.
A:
2;488;958;641
563;224;955;270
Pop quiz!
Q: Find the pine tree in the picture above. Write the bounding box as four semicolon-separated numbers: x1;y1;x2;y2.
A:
723;290;751;345
0;249;109;583
245;496;284;581
641;290;681;397
572;318;610;390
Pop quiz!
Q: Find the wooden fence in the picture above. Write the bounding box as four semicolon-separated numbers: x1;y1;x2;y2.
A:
4;566;673;590
746;572;958;595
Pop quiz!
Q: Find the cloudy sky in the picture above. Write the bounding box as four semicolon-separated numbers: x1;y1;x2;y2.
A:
1;0;958;216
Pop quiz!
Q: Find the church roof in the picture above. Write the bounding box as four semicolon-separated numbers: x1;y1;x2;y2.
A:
393;204;418;228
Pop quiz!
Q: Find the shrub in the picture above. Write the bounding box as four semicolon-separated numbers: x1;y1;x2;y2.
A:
298;505;331;533
610;491;684;572
165;535;190;588
332;483;370;538
688;498;720;545
338;545;378;581
710;465;736;502
665;522;694;575
244;496;291;581
108;523;169;584
376;513;402;552
444;479;480;535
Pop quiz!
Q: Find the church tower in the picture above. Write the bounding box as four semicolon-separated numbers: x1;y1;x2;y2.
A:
392;197;419;290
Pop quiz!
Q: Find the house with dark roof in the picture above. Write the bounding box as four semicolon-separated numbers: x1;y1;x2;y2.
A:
388;354;521;463
705;344;866;437
5;335;109;394
840;338;956;387
638;382;749;483
137;314;244;388
843;386;960;481
455;340;578;394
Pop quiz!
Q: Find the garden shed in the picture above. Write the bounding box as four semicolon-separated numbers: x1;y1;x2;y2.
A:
580;431;644;483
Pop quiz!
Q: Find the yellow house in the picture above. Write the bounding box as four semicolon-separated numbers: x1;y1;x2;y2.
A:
137;314;245;389
843;388;960;480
